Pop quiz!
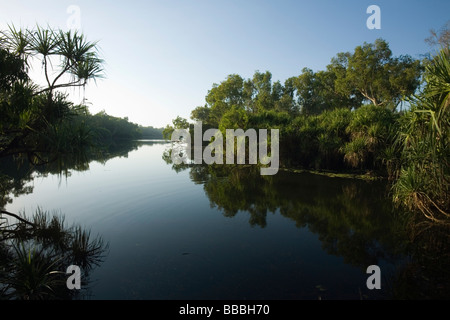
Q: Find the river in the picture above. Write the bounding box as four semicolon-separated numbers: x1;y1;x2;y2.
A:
2;140;446;299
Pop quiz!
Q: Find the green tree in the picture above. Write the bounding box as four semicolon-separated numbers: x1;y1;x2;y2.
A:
0;47;28;91
335;38;422;109
218;105;248;132
294;65;361;115
139;125;163;139
342;105;397;170
162;116;190;140
274;77;298;114
248;70;274;113
294;68;318;115
205;74;244;126
0;25;104;161
1;25;103;96
190;104;213;126
393;48;450;227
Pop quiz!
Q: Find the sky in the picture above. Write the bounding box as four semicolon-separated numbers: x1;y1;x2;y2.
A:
1;0;449;128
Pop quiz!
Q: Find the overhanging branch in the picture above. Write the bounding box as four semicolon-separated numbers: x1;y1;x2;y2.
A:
33;81;86;96
0;210;35;227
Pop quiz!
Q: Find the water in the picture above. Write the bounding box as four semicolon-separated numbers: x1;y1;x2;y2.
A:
2;140;412;299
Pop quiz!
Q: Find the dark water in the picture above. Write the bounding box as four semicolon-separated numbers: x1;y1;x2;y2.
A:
2;140;447;300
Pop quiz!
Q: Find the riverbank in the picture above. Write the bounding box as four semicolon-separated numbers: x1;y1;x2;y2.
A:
279;167;385;181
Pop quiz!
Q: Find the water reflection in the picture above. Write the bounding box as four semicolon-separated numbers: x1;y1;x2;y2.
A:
1;141;449;299
0;140;160;208
162;143;450;299
0;140;158;299
0;208;108;299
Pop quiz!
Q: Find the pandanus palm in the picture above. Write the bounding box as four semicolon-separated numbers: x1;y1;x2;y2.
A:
1;25;104;95
0;25;104;159
393;48;450;226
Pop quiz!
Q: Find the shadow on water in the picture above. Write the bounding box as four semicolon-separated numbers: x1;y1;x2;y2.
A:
162;143;450;299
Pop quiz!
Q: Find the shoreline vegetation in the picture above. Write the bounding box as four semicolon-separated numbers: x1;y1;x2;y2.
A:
279;167;384;181
161;28;449;230
1;22;449;299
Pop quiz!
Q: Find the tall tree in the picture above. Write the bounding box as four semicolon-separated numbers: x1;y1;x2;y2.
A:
294;68;318;115
334;38;422;109
250;70;274;112
205;74;244;126
0;25;104;161
274;77;298;114
1;25;103;97
190;104;212;126
294;65;361;115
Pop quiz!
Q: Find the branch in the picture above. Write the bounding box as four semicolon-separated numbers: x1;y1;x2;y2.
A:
33;80;86;96
0;227;36;241
43;55;51;89
359;88;374;103
51;61;74;89
0;210;36;227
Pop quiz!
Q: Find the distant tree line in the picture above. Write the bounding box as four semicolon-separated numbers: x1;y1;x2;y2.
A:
73;110;163;143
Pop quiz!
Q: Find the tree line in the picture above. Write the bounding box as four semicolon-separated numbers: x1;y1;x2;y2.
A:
0;25;162;166
163;29;449;228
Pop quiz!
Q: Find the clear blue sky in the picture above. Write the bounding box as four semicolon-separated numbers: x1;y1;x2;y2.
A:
1;0;449;127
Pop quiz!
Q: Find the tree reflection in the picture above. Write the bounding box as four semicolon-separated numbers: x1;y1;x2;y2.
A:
163;154;406;261
390;223;450;299
0;140;141;208
0;208;108;299
162;149;450;299
0;140;146;299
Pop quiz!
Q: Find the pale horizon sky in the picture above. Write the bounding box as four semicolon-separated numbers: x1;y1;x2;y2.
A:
1;0;449;128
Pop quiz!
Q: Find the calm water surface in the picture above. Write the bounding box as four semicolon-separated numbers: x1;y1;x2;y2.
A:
5;140;408;299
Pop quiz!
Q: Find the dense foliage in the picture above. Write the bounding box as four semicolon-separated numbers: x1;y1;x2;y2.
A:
165;39;420;173
165;37;449;227
0;25;162;165
393;49;450;229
